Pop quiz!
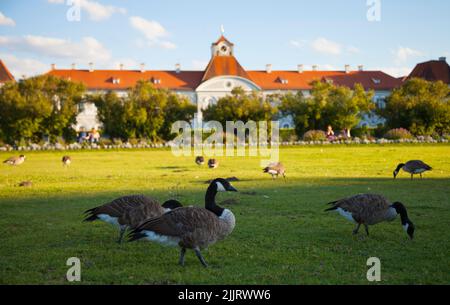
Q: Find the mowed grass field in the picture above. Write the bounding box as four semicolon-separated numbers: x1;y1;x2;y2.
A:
0;145;449;285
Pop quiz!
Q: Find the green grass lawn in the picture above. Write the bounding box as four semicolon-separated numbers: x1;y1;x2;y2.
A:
1;144;449;284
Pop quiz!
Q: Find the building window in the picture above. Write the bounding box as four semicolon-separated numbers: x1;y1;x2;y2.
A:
375;96;386;109
78;102;86;112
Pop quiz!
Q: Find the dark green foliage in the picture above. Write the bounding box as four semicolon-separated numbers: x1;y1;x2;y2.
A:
280;81;374;137
380;78;450;135
0;75;85;144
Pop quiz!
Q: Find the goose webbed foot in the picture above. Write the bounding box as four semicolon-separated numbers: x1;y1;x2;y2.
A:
194;248;208;268
179;248;186;267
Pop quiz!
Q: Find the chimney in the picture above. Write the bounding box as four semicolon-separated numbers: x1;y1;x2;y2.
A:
175;63;181;73
51;63;56;70
266;64;272;74
345;64;351;74
439;57;447;62
312;65;318;71
71;63;76;70
119;63;124;70
297;64;304;73
140;63;145;73
358;65;364;71
89;62;94;72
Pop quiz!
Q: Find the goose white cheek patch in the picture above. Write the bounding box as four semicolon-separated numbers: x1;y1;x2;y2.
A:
216;182;226;192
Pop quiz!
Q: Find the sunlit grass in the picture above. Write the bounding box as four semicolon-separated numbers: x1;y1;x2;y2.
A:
0;144;449;284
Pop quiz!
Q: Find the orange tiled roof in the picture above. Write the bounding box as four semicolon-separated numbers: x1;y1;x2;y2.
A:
407;59;450;84
0;59;15;83
202;56;250;82
213;35;234;46
47;69;204;91
47;67;402;91
247;70;402;91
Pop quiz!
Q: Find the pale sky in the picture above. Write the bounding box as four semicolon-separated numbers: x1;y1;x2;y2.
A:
0;0;449;79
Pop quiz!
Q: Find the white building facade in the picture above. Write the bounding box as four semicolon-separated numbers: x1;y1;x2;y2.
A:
48;35;402;132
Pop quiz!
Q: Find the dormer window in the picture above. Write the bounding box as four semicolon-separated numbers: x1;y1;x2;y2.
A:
324;78;334;84
152;78;161;84
278;77;289;84
372;78;381;84
112;78;120;84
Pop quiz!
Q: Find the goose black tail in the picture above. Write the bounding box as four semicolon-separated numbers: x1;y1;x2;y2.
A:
325;206;338;212
127;229;146;242
83;208;98;222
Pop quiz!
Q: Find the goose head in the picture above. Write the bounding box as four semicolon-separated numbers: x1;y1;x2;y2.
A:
19;155;26;160
393;163;405;179
213;178;238;193
162;199;183;211
391;201;415;239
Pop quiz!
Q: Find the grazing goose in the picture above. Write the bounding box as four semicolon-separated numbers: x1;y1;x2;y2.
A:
208;159;219;169
263;162;286;179
84;195;182;243
195;156;205;165
3;155;26;166
128;178;238;268
62;156;72;166
394;160;432;180
325;194;415;239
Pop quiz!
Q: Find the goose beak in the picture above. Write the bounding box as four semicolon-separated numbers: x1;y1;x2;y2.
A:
228;185;238;192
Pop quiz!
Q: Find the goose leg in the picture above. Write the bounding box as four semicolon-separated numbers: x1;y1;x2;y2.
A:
194;248;208;268
364;224;369;236
179;248;186;266
353;223;361;235
117;226;127;244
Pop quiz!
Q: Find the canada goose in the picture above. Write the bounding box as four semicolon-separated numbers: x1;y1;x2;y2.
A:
394;160;432;180
62;156;72;166
325;194;415;239
3;155;26;166
195;156;205;165
128;178;238;268
18;181;33;187
84;195;182;243
208;159;219;169
263;162;286;179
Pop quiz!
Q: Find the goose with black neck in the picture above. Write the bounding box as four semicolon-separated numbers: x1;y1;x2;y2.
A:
128;178;238;267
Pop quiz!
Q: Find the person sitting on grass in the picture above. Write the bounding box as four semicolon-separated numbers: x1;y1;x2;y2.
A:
326;125;336;141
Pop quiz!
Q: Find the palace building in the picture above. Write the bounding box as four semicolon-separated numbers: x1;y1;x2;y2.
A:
43;35;403;131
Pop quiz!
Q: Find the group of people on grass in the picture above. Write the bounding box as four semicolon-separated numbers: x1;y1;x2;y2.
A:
326;125;351;141
77;128;101;144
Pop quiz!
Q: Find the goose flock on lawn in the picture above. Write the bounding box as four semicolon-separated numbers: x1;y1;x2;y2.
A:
3;152;434;267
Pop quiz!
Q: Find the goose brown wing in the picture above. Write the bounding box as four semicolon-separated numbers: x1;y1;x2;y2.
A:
134;207;217;237
331;194;390;222
407;160;432;171
85;195;160;218
120;203;165;228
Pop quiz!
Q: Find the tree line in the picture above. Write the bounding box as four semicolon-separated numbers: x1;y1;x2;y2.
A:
0;75;448;145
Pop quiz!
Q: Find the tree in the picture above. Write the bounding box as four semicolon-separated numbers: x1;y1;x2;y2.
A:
93;81;197;141
280;81;374;136
0;75;84;144
203;87;277;124
380;78;450;135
